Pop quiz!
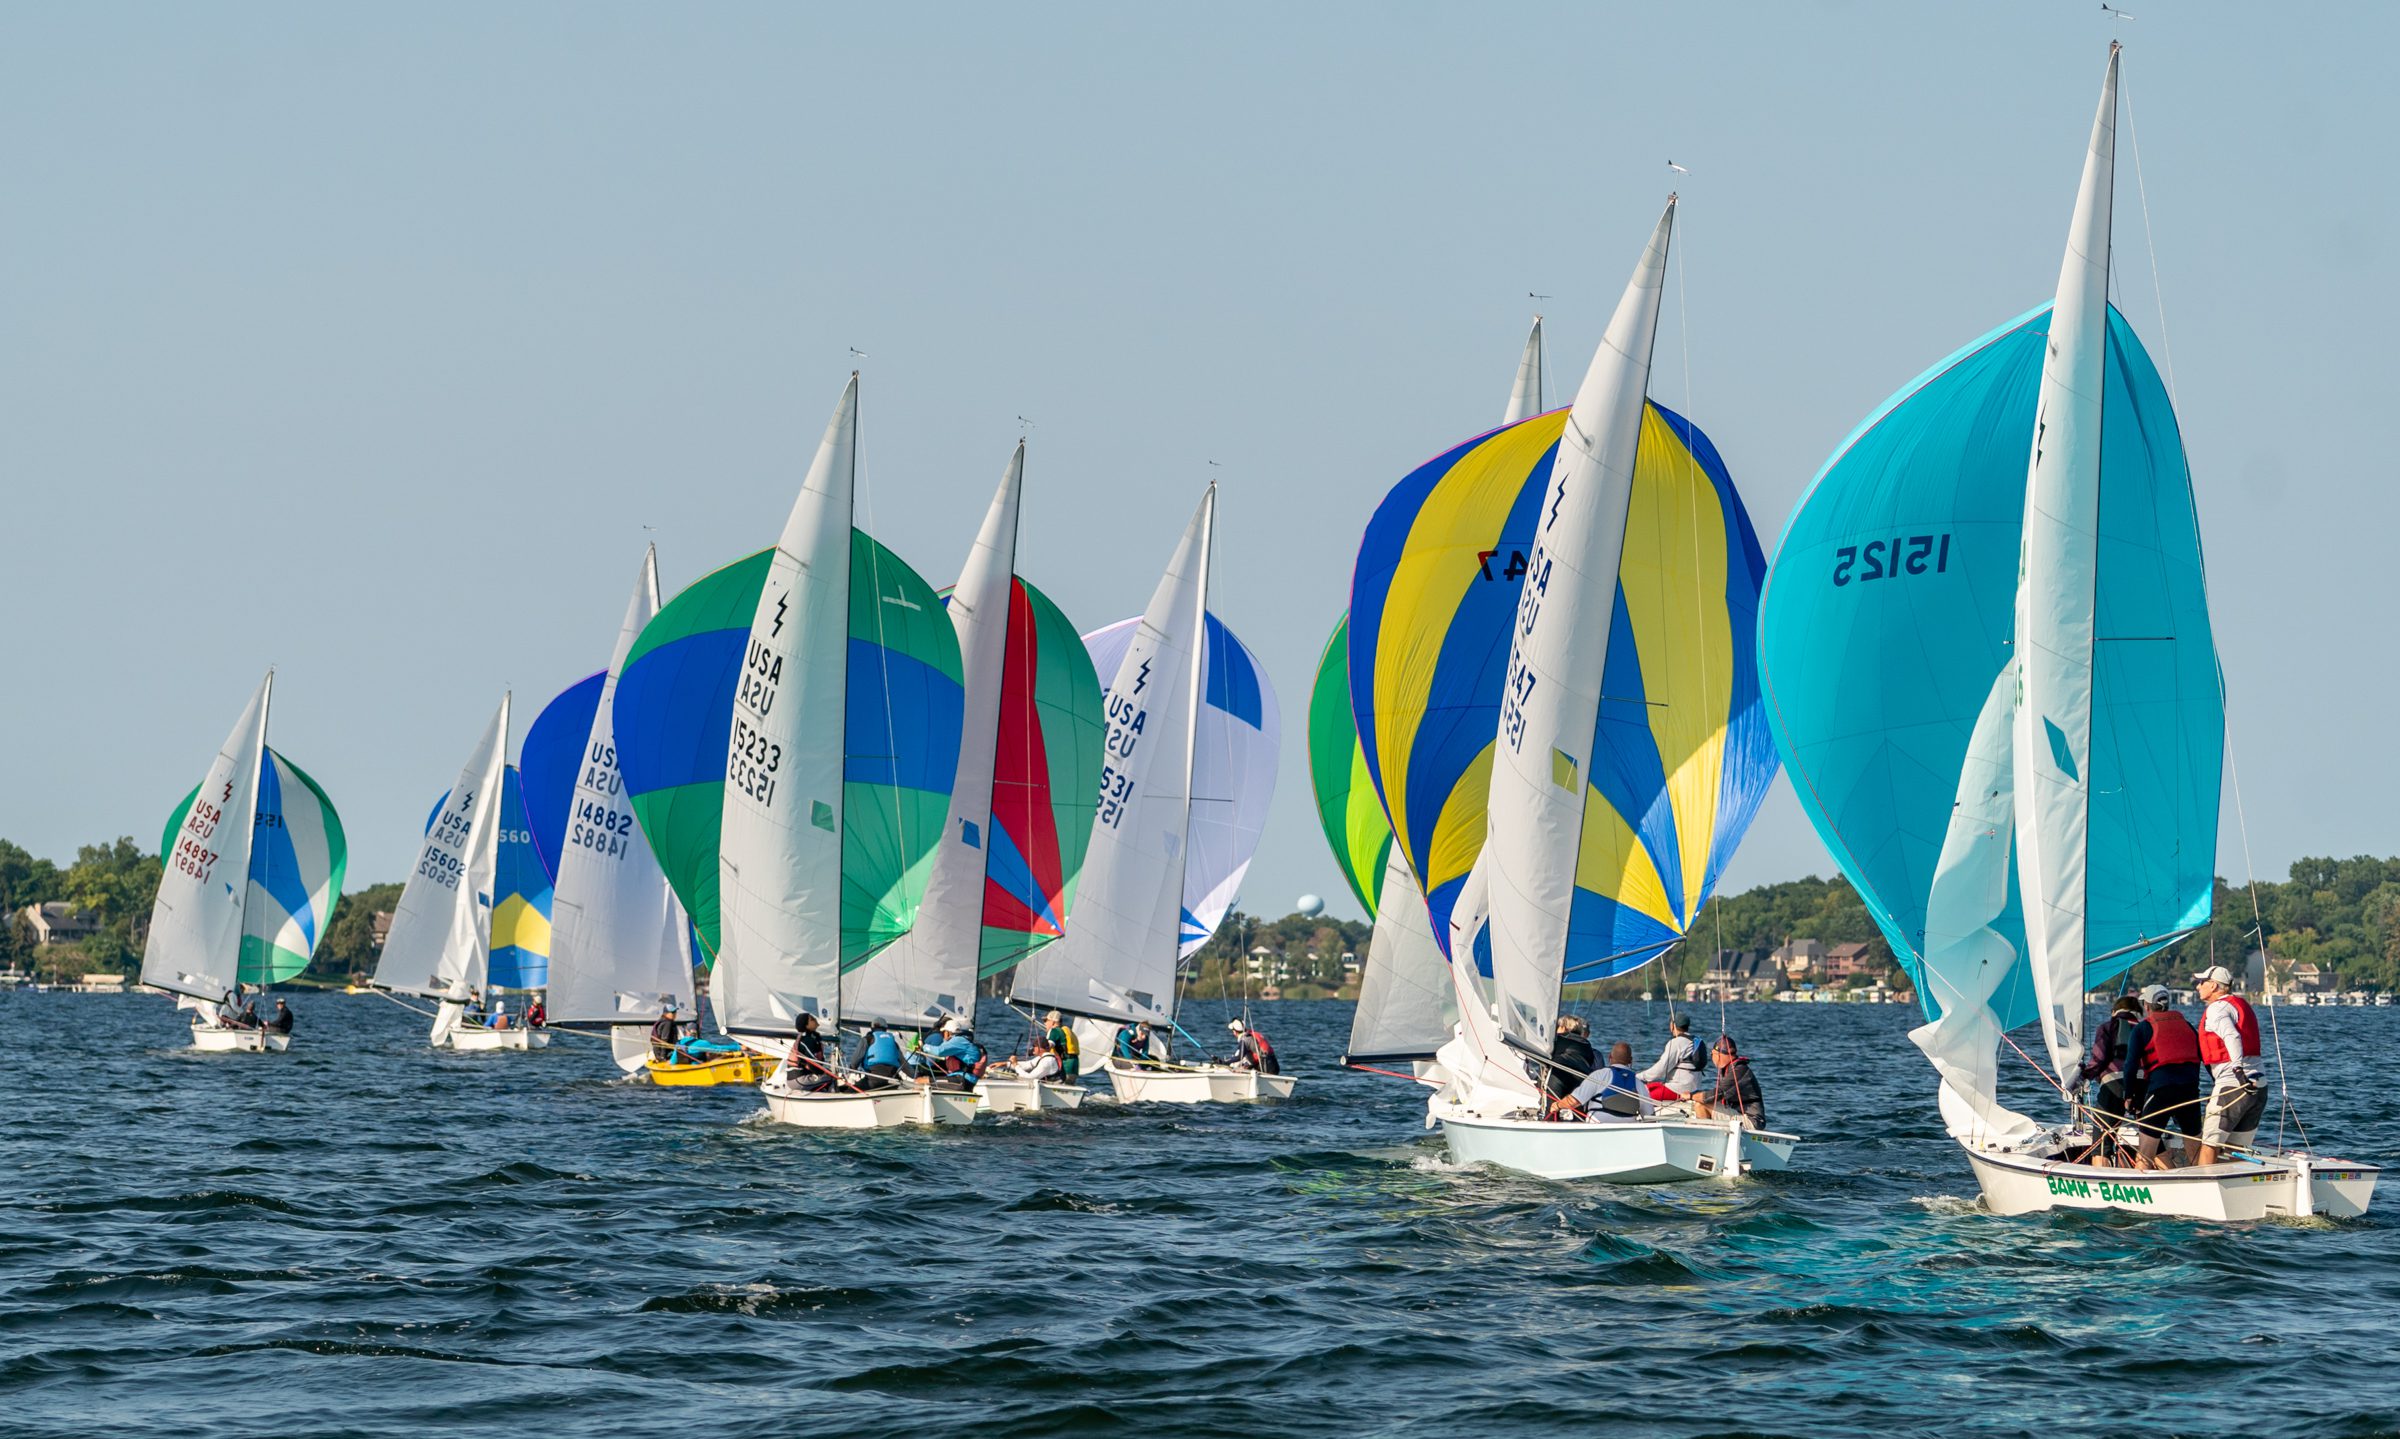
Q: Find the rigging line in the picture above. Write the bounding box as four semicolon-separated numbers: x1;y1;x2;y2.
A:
2119;62;2180;404
1673;189;1722;947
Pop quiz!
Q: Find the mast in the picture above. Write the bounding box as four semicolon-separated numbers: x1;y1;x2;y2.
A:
1503;316;1547;424
1474;198;1675;1054
2014;43;2120;1087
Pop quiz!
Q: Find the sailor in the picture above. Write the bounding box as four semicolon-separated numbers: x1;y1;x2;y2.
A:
852;1021;906;1089
1008;1038;1064;1083
268;999;295;1035
1559;1041;1654;1121
784;1013;834;1092
2133;984;2203;1169
2070;995;2150;1164
911;1017;985;1085
489;996;509;1030
649;1002;684;1063
1227;1018;1279;1074
524;997;546;1029
1638;1015;1706;1102
1114;1019;1162;1068
1690;1035;1768;1130
236;997;262;1029
1546;1016;1598;1100
1044;1010;1079;1082
2192;964;2266;1166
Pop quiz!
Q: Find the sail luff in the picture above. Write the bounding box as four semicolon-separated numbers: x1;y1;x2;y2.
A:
848;441;1023;1026
544;546;694;1027
1473;198;1676;1054
1503;316;1546;424
2014;44;2120;1085
142;671;272;1004
714;375;857;1037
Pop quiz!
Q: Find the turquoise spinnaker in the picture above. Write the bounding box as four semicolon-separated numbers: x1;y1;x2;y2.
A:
1756;303;2221;1029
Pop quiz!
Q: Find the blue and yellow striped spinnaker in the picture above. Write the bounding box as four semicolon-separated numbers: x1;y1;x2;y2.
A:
1348;402;1777;982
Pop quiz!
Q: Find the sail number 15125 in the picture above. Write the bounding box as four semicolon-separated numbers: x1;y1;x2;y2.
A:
1834;533;1950;586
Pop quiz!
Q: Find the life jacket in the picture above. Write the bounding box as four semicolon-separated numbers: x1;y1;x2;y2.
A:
2142;1010;2200;1068
1248;1027;1274;1056
2197;995;2262;1067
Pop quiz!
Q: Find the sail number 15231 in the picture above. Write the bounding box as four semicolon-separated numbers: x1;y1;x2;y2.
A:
1834;533;1950;586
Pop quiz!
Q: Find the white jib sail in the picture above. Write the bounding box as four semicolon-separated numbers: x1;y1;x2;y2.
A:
2014;45;2118;1087
1912;667;2042;1146
1503;315;1546;424
374;695;510;1006
1474;198;1675;1057
547;545;694;1040
142;671;272;1005
849;441;1024;1026
1345;844;1455;1064
714;374;856;1039
1010;486;1211;1024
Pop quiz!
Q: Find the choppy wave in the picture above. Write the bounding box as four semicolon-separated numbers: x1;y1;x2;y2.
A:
2;992;2395;1438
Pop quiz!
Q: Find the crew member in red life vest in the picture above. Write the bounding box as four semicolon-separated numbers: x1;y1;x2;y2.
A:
2132;984;2204;1169
2192;964;2266;1166
1227;1018;1279;1075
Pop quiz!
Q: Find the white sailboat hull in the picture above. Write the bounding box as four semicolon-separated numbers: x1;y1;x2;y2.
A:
441;1027;551;1052
1438;1106;1797;1182
1102;1059;1297;1104
1963;1143;2380;1220
975;1075;1090;1112
760;1081;978;1129
191;1023;289;1054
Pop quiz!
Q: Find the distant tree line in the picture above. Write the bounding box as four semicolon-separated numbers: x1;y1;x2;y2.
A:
12;825;2400;996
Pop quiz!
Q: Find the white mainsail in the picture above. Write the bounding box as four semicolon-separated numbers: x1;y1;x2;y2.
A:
713;375;856;1040
1503;315;1546;424
1470;199;1675;1058
1010;486;1212;1024
546;546;694;1043
2014;45;2119;1086
373;695;510;1007
142;671;273;1005
848;441;1024;1026
1343;844;1454;1064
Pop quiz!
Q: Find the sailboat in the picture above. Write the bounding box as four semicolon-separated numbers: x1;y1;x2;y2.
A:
520;547;700;1078
1009;486;1296;1104
1350;200;1790;1181
611;375;971;1127
370;695;546;1050
144;672;346;1052
1324;318;1547;1078
1758;45;2377;1219
847;443;1105;1115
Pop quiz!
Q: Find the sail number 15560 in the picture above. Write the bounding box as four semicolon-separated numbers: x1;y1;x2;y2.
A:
1833;533;1951;586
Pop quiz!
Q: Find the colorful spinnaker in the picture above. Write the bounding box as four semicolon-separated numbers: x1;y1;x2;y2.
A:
853;443;1104;1027
1757;45;2221;1146
612;376;965;1039
1348;302;1776;1001
484;766;552;991
154;720;348;991
1080;609;1277;958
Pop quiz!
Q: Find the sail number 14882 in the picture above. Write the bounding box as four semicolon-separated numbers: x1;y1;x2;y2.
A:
1833;533;1950;586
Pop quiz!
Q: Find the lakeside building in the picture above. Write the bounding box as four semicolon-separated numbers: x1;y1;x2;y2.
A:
18;903;100;947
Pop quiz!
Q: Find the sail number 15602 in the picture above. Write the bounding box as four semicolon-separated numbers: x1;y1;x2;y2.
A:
1833;533;1950;586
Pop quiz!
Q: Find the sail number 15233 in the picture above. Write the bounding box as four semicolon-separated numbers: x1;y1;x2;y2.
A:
1834;533;1950;586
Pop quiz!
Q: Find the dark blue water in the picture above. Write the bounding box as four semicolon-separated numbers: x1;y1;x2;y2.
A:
3;992;2395;1438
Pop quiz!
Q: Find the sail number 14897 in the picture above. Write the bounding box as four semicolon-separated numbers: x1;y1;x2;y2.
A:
1833;533;1950;586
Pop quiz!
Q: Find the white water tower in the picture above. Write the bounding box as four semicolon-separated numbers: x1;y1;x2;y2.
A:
1296;894;1324;918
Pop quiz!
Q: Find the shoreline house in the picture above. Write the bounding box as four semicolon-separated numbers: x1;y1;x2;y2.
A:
1773;938;1826;988
19;903;100;948
1823;942;1877;986
1691;946;1783;1003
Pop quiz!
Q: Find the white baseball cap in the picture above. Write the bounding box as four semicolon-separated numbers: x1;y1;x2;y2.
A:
2140;984;2173;1007
940;1017;968;1034
1226;1019;1247;1033
2191;965;2236;987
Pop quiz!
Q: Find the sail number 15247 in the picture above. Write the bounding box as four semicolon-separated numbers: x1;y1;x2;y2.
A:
1833;533;1950;586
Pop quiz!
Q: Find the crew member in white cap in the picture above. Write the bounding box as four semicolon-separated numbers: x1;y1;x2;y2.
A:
2191;964;2265;1165
1227;1017;1278;1074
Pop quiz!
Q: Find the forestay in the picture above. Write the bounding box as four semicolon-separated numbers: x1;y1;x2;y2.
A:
142;673;274;1004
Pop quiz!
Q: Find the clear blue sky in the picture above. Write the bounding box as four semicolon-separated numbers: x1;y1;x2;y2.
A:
5;2;2392;919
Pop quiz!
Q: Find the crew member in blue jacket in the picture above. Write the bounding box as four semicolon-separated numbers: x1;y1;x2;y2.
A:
851;1020;907;1088
908;1017;984;1085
